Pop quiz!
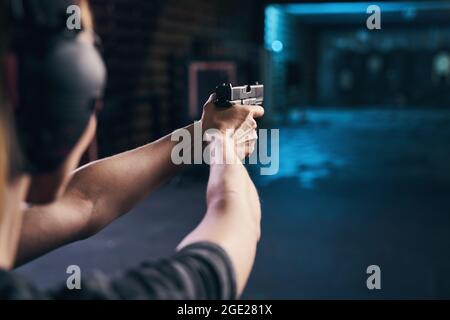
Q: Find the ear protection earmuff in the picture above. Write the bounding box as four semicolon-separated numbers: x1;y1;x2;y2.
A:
5;0;107;174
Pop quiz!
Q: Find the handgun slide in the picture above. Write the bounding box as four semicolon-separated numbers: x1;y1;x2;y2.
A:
215;83;264;108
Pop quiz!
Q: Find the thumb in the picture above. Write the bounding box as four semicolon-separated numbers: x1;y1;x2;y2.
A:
248;105;265;118
205;93;216;105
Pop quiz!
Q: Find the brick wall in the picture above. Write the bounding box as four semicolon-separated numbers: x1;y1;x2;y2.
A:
90;0;264;156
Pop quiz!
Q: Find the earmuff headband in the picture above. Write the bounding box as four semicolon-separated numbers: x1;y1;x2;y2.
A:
7;0;107;174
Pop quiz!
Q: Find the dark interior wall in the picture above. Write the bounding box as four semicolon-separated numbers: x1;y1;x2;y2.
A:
317;26;450;107
136;0;264;128
90;0;162;155
263;3;450;111
90;0;265;156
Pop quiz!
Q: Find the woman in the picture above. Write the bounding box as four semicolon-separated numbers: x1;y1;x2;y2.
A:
0;0;263;299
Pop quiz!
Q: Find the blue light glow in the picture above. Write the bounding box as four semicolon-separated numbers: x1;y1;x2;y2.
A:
271;40;284;53
282;2;450;15
264;5;285;52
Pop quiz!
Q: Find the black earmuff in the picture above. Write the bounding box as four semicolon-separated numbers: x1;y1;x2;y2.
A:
7;0;107;173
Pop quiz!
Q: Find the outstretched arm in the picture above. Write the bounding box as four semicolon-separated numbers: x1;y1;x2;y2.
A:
15;98;263;267
15;125;194;266
178;136;261;297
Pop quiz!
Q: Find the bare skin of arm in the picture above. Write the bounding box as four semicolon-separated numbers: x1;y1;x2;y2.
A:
178;137;261;297
15;98;264;267
15;125;195;266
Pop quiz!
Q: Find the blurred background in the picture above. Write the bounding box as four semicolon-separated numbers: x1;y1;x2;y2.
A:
16;0;450;299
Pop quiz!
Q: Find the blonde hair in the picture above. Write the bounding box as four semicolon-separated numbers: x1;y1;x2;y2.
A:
0;1;8;218
80;0;95;31
0;120;7;213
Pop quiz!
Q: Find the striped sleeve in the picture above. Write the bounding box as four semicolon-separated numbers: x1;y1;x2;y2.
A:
50;242;237;300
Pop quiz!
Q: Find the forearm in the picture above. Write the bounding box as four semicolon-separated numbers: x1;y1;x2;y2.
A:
178;159;261;297
15;124;195;266
66;123;196;231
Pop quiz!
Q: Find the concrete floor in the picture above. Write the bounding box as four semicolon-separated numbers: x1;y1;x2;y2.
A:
15;109;450;299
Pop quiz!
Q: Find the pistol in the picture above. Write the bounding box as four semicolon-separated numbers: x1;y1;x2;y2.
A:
215;83;264;108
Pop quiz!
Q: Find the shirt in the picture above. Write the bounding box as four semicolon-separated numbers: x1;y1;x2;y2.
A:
0;242;236;300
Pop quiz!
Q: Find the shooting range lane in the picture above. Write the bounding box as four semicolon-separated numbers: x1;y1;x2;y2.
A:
15;108;450;299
